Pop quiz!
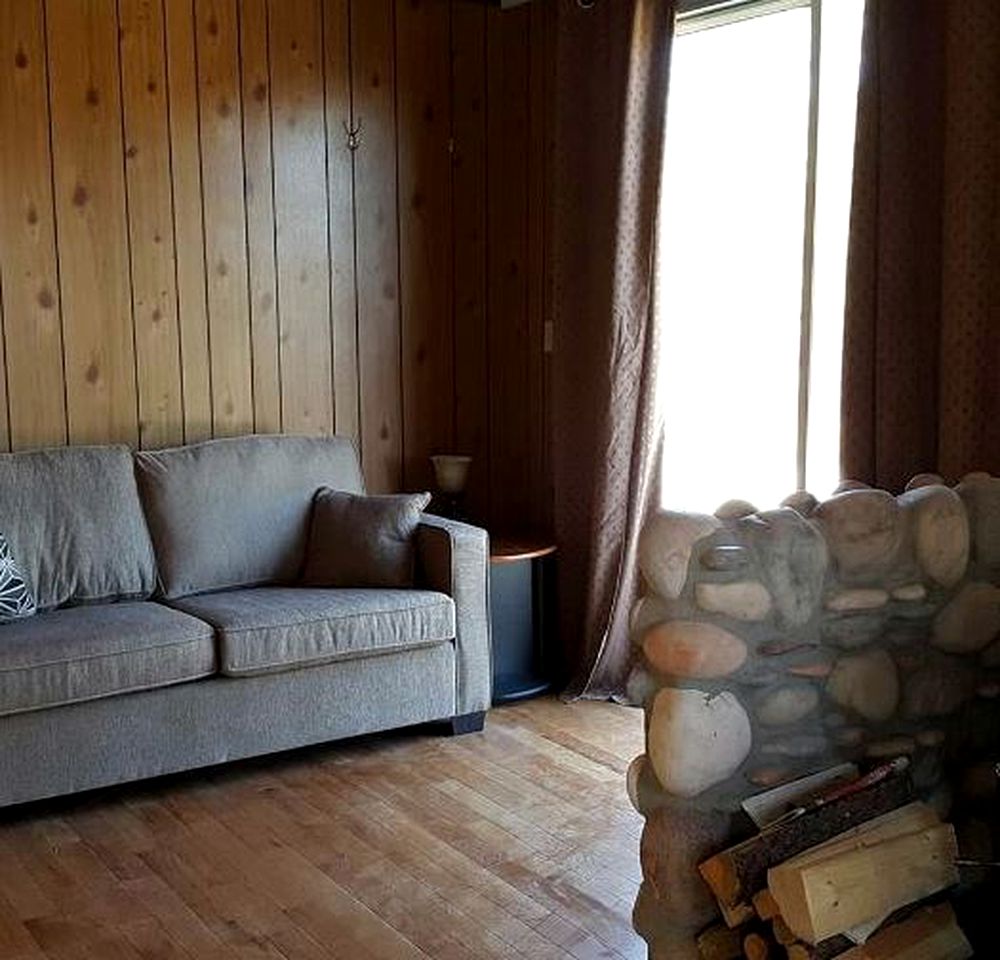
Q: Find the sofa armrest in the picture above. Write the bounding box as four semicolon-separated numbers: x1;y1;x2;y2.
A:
416;515;491;714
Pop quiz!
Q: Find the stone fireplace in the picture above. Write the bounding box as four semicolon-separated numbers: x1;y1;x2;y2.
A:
627;473;1000;957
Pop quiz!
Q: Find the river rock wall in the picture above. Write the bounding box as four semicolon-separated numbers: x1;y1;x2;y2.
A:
628;473;1000;957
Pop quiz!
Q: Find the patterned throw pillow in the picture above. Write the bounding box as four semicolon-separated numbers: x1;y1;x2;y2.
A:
0;534;35;623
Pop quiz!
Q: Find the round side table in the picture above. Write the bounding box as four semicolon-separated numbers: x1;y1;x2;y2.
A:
489;539;556;704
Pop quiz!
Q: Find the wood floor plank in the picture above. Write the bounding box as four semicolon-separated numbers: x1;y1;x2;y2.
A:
0;699;645;960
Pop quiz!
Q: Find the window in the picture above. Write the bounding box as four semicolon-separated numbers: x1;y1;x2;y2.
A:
656;0;865;513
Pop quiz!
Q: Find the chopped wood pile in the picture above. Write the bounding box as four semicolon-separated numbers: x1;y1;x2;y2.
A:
695;761;973;960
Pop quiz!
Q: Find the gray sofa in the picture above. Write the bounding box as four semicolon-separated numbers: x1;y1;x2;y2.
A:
0;435;491;808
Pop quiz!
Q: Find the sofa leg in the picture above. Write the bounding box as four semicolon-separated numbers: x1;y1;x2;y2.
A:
446;711;486;736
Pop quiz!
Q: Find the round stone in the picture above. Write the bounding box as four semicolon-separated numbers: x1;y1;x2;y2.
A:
788;658;835;678
903;664;974;717
760;735;829;758
642;621;748;679
814;489;901;580
639;807;731;930
625;664;659;707
699;544;751;572
695;581;772;621
905;473;945;491
962;471;992;484
866;737;917;758
781;491;819;516
900;485;969;588
892;583;927;602
932;582;1000;653
626;755;646;813
756;685;820;726
834;479;871;493
822;614;885;649
956;475;1000;576
639;511;720;599
631;595;672;636
747;767;792;787
826;649;900;722
825;588;890;612
715;499;757;520
744;508;828;629
834;727;866;747
647;688;752;798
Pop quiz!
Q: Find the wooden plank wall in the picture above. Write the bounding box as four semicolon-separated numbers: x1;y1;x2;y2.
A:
0;0;551;532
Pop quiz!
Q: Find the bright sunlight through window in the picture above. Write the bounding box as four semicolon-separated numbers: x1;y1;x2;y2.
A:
657;0;865;513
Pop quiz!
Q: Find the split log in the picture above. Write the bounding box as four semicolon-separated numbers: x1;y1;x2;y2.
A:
834;903;971;960
768;809;958;944
743;932;770;960
697;924;743;960
699;772;911;913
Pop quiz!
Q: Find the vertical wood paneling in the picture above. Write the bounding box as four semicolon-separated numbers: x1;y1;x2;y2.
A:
396;0;453;492
0;0;66;450
119;0;185;448
239;0;281;433
451;0;489;522
47;0;138;446
195;0;254;437
0;290;9;452
324;0;360;442
527;1;549;533
487;6;532;532
269;0;333;435
352;0;402;492
0;1;551;534
164;0;212;443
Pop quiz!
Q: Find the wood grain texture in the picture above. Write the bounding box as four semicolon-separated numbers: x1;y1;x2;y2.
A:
0;0;550;533
487;6;532;533
270;0;334;436
47;0;138;445
240;0;282;434
195;0;254;437
452;0;489;523
0;698;645;960
119;0;185;448
324;0;360;442
164;0;213;443
397;0;454;492
0;0;66;451
352;0;402;493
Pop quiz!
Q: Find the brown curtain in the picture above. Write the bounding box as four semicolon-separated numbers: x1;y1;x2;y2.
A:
549;0;674;698
843;0;1000;492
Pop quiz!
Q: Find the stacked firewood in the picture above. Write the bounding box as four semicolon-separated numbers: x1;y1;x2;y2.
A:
694;762;973;960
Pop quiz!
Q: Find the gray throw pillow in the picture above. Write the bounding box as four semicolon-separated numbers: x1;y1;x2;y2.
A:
0;533;35;623
302;489;432;588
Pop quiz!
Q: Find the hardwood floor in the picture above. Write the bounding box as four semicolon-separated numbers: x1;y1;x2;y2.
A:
0;697;646;960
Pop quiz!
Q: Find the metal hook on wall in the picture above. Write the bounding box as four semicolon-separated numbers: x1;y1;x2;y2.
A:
343;118;363;151
577;0;597;8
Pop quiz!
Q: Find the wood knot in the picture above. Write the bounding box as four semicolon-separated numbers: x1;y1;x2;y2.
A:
85;362;100;384
26;204;38;225
14;46;28;69
253;82;267;103
72;183;89;207
85;86;99;107
37;287;55;310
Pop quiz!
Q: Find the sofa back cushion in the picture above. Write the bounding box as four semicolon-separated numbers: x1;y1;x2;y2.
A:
135;435;364;599
0;445;157;610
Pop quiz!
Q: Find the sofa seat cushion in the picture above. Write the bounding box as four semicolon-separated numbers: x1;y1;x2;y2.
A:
0;602;216;717
170;587;456;677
